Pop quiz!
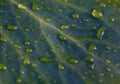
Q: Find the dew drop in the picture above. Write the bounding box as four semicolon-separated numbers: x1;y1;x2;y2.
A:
16;78;22;83
24;41;30;46
85;56;94;63
0;35;7;42
106;58;111;64
72;12;79;19
7;24;17;31
14;44;21;49
68;58;79;64
105;45;111;50
88;42;97;52
0;63;7;71
100;2;106;7
40;57;56;63
105;67;111;72
32;63;37;67
44;17;50;23
109;15;115;21
91;9;103;19
23;58;30;66
60;24;68;30
89;63;95;70
26;48;32;53
58;35;67;41
97;26;105;39
58;64;64;70
57;8;63;12
32;2;39;11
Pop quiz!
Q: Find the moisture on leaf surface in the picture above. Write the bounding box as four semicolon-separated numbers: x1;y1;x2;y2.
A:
0;0;120;84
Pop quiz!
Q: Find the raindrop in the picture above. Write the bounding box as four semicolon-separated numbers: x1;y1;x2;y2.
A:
91;9;103;19
97;26;105;39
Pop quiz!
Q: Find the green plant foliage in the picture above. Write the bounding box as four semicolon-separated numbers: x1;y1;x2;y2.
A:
0;0;120;84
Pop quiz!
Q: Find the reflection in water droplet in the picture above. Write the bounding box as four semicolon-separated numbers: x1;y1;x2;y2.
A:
91;9;103;19
97;26;105;39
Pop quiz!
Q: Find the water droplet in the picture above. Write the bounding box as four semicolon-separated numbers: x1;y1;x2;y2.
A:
26;48;32;53
18;4;26;10
59;35;67;41
100;2;106;7
7;24;17;31
32;63;37;67
89;63;95;70
106;58;111;64
24;41;30;46
24;28;29;32
88;42;97;52
57;8;63;12
32;2;39;11
16;14;21;19
72;12;79;19
58;64;64;70
16;78;22;83
0;35;7;42
60;24;68;30
97;26;105;39
105;67;111;72
0;63;7;71
109;15;115;21
91;9;103;19
85;56;94;63
44;17;50;23
14;44;21;49
105;45;111;50
23;58;30;66
40;57;56;63
68;58;79;64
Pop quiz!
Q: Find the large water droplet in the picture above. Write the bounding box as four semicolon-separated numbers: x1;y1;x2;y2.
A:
91;9;103;19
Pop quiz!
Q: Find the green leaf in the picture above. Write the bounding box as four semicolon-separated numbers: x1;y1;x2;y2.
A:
0;0;120;84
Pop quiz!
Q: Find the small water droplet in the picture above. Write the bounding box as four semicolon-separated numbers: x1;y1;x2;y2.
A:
32;63;37;67
44;17;50;23
0;35;7;42
58;64;64;70
109;15;115;21
40;57;56;63
32;2;39;11
60;24;68;30
14;44;21;49
58;35;67;41
82;18;89;22
91;9;103;19
88;42;97;52
24;41;30;46
100;2;106;7
7;24;17;31
97;26;105;39
105;45;111;50
72;12;79;19
16;78;22;83
68;58;79;64
57;8;63;12
23;58;30;66
89;63;95;70
0;63;7;71
105;67;111;72
105;58;111;64
26;48;32;53
85;56;94;63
